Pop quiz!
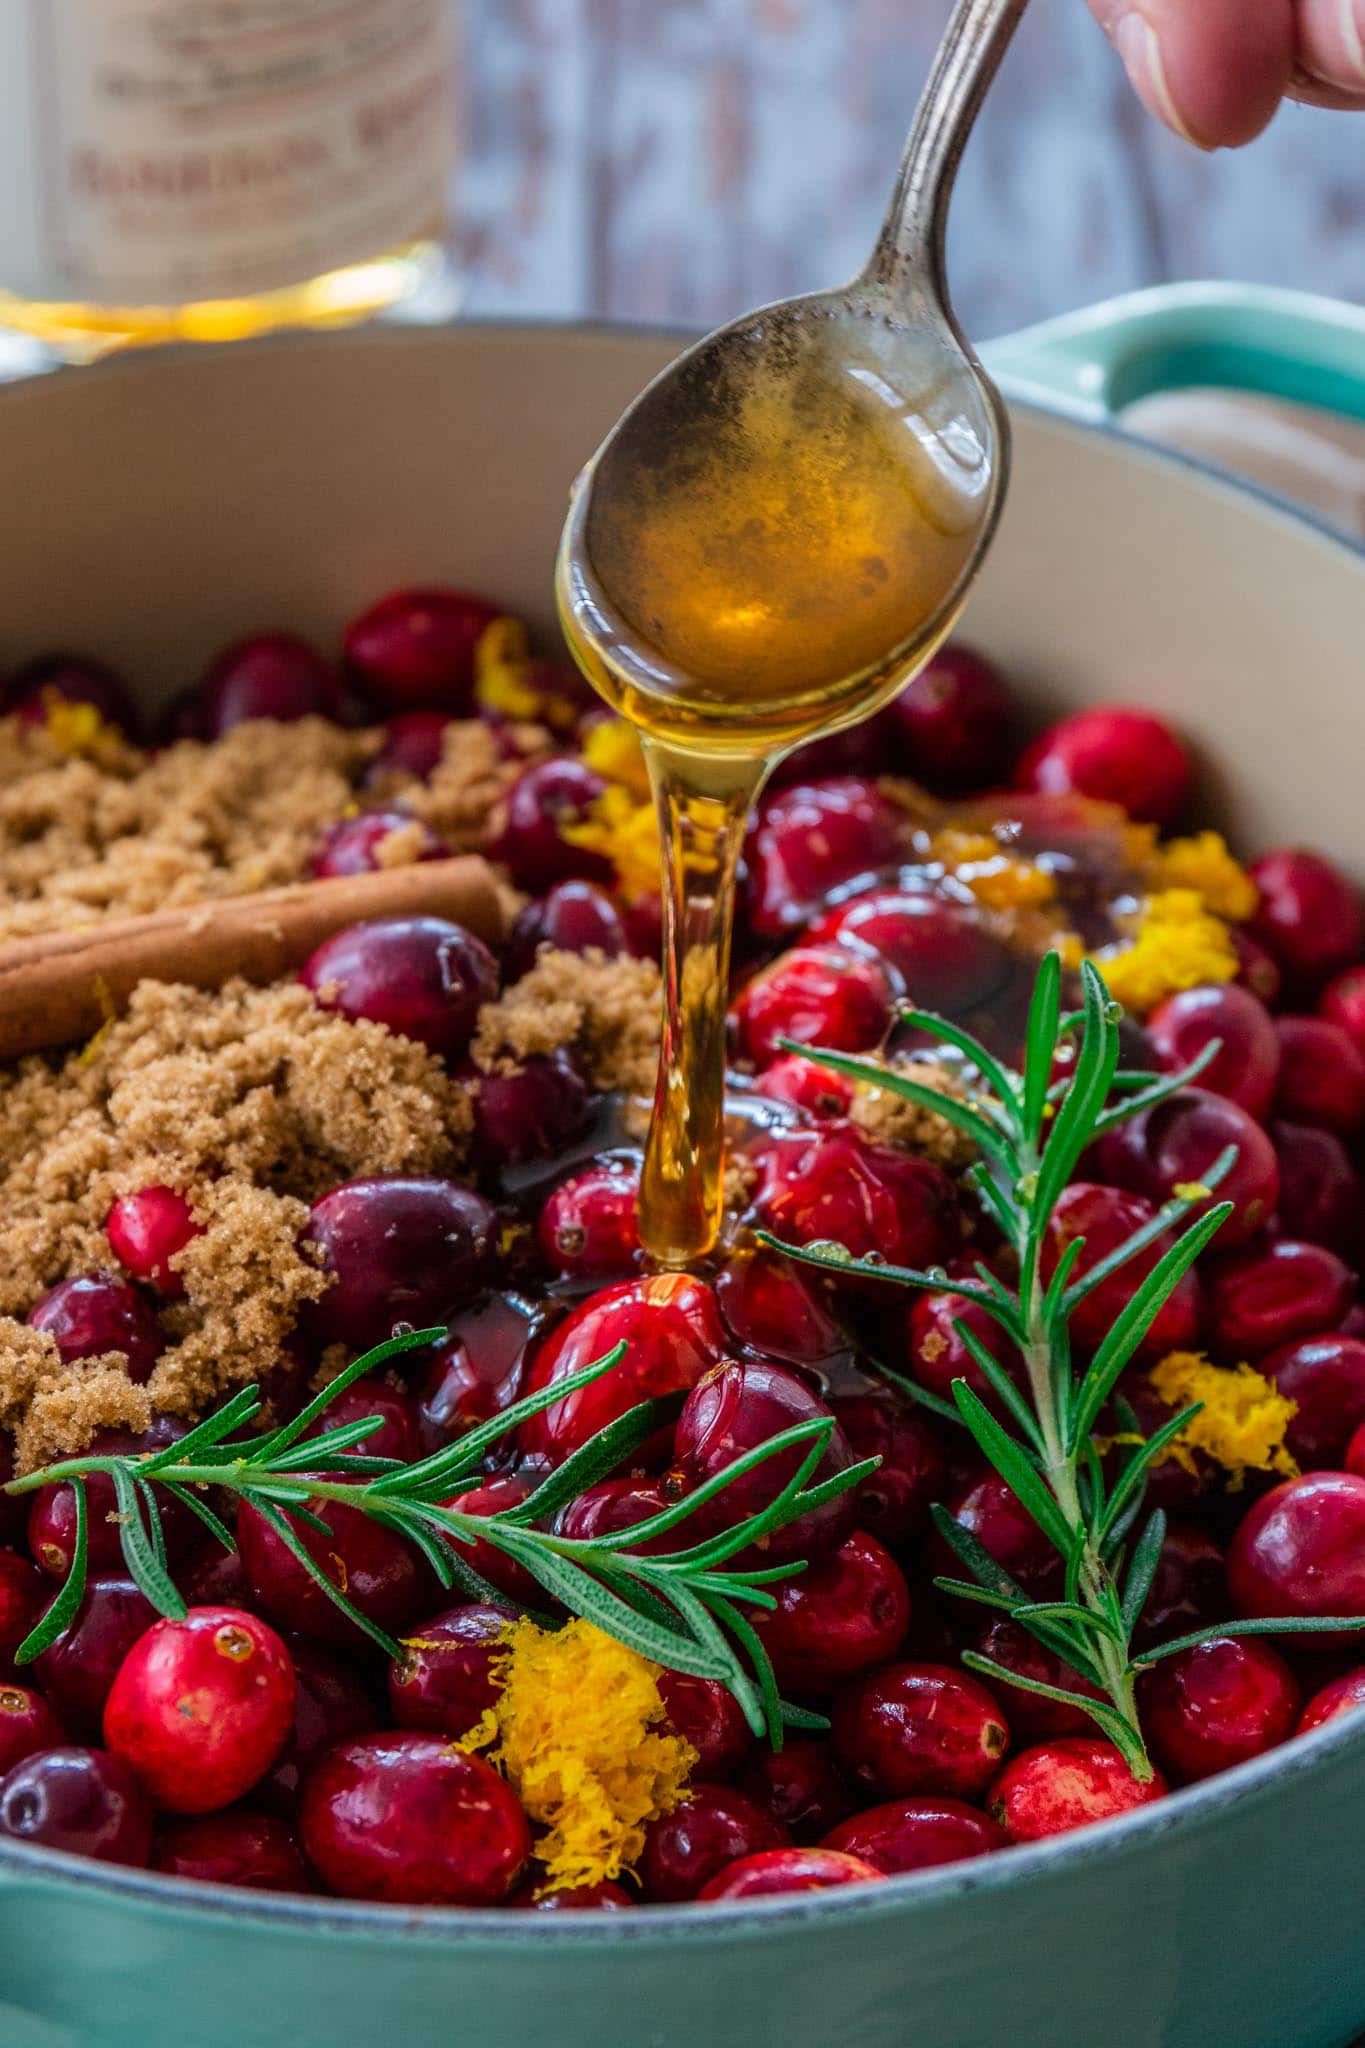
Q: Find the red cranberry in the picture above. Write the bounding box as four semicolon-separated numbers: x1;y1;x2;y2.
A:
237;1497;427;1645
0;1746;153;1865
823;1795;1005;1873
739;1739;852;1843
751;1053;857;1120
418;1292;549;1440
519;1274;727;1464
699;1846;884;1900
656;1670;755;1780
1140;1635;1298;1783
1321;965;1365;1052
365;710;452;784
833;1661;1009;1800
0;1436;22;1547
1232;929;1284;1008
1015;707;1189;826
520;1880;634;1910
809;890;1010;1014
752;1124;959;1273
303;1175;497;1350
469;1050;591;1169
936;1471;1059;1593
343;587;500;713
1273;1016;1365;1136
154;1807;313;1891
27;1421;194;1584
907;1289;1025;1415
1147;983;1281;1120
0;1551;45;1668
733;946;894;1069
308;810;448;880
0;1684;66;1774
1298;1666;1365;1733
1228;1471;1365;1621
1204;1239;1355;1360
184;1546;253;1610
745;779;909;939
1265;1336;1365;1467
832;1393;947;1547
714;1249;849;1372
674;1357;857;1565
884;644;1014;792
6;652;138;737
301;915;498;1059
490;758;611;892
972;1618;1102;1739
300;1732;530;1903
106;1185;202;1299
387;1602;512;1735
1043;1183;1202;1362
261;1642;378;1812
440;1475;541;1606
1090;1089;1279;1248
305;1376;422;1465
104;1607;295;1814
555;1477;673;1552
755;1533;910;1691
33;1579;156;1734
989;1738;1167;1841
507;880;628;975
200;632;341;734
640;1783;788;1901
28;1272;162;1381
1130;1522;1227;1653
1272;1121;1365;1255
537;1159;640;1281
1250;849;1363;995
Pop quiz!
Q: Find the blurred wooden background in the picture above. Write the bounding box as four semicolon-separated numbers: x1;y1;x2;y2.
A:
455;0;1365;341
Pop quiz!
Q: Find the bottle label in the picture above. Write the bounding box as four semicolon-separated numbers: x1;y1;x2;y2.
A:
15;0;453;304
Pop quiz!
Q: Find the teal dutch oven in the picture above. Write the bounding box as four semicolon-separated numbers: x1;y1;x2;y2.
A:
2;282;1365;2048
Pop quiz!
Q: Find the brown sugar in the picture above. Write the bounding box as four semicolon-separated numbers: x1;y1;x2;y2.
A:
403;719;550;852
473;947;661;1097
847;1055;977;1172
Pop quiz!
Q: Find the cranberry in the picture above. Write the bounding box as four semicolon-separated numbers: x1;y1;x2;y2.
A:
1015;707;1189;826
1090;1089;1279;1248
0;1746;153;1865
260;1641;378;1812
640;1783;788;1902
733;946;894;1069
537;1159;640;1281
989;1738;1167;1841
365;710;452;784
714;1251;848;1374
1232;929;1284;1008
507;880;628;975
200;632;341;734
884;644;1014;792
1130;1522;1228;1653
303;1175;497;1350
972;1618;1102;1739
301;1732;530;1903
308;810;448;880
184;1547;254;1610
655;1670;755;1780
752;1124;959;1273
519;1274;727;1464
343;587;500;714
833;1661;1009;1800
33;1579;156;1734
740;1739;852;1843
755;1533;910;1691
418;1292;549;1440
440;1475;541;1606
237;1497;427;1645
0;1437;22;1547
700;1846;884;1900
106;1185;202;1299
0;1684;66;1774
1204;1239;1355;1360
1147;983;1281;1120
387;1601;512;1736
1273;1016;1365;1136
1250;849;1363;995
752;1053;857;1120
1321;965;1365;1052
28;1422;194;1587
520;1880;634;1910
907;1289;1025;1415
469;1050;592;1170
809;890;1010;1013
1298;1666;1365;1733
823;1795;1006;1873
674;1358;857;1565
305;1376;422;1465
1272;1121;1365;1255
936;1471;1060;1592
491;758;611;892
301;915;498;1059
745;779;909;939
154;1807;313;1891
28;1272;162;1381
555;1478;673;1552
0;1551;45;1668
1043;1183;1202;1362
832;1393;947;1547
1264;1336;1365;1467
1228;1471;1365;1621
6;652;138;736
1140;1635;1298;1783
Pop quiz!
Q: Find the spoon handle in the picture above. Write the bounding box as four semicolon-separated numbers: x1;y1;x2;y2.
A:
865;0;1030;299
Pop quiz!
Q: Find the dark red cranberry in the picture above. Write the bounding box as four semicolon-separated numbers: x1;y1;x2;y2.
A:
1204;1239;1355;1360
972;1618;1102;1739
490;759;611;892
344;587;500;714
1273;1016;1365;1136
1298;1666;1365;1733
936;1471;1060;1593
1130;1523;1227;1653
1272;1121;1365;1255
1228;1471;1365;1622
833;1661;1009;1800
519;1274;727;1464
439;1475;541;1606
739;1739;852;1843
183;1546;254;1610
6;652;138;736
733;946;894;1068
555;1478;673;1552
304;1376;422;1464
301;915;498;1059
1264;1337;1365;1468
0;1551;45;1668
365;710;452;784
28;1421;195;1586
674;1357;857;1565
106;1185;202;1299
989;1739;1167;1840
832;1393;947;1547
714;1249;849;1372
468;1050;591;1169
751;1053;856;1120
302;1175;497;1350
28;1272;162;1381
537;1159;640;1281
507;881;628;976
823;1795;1005;1873
1015;707;1189;826
884;644;1014;792
33;1578;156;1734
1250;849;1364;995
1140;1635;1298;1783
387;1602;513;1735
0;1746;153;1865
1232;929;1284;1009
200;632;341;735
237;1498;427;1646
1321;965;1365;1053
300;1732;530;1903
1147;983;1281;1120
154;688;206;745
417;1292;549;1440
809;890;1010;1014
0;1684;66;1774
0;1436;22;1547
260;1641;378;1812
520;1880;634;1910
640;1783;788;1902
745;779;909;939
1089;1089;1279;1247
751;1124;959;1273
907;1289;1025;1416
656;1670;755;1780
700;1846;883;1900
154;1807;313;1891
308;810;448;880
1043;1183;1202;1362
755;1533;910;1691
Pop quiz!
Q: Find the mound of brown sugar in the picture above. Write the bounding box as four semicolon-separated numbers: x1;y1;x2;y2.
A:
473;947;662;1097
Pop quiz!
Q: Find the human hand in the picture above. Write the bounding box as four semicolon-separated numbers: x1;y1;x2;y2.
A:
1087;0;1365;146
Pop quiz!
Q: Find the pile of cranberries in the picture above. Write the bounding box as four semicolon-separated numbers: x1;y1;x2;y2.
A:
5;591;1365;1912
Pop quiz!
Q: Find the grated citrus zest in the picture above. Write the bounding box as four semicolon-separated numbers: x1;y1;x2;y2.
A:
1148;1351;1299;1491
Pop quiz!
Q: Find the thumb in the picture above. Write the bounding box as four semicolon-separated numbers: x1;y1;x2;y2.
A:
1085;0;1296;147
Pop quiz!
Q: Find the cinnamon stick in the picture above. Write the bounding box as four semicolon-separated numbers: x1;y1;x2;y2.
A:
0;856;505;1062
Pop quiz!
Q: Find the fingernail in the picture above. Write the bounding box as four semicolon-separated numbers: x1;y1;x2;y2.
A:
1114;12;1199;145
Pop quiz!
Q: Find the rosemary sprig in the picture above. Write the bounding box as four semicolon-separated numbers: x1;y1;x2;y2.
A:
3;1330;875;1747
761;953;1365;1778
